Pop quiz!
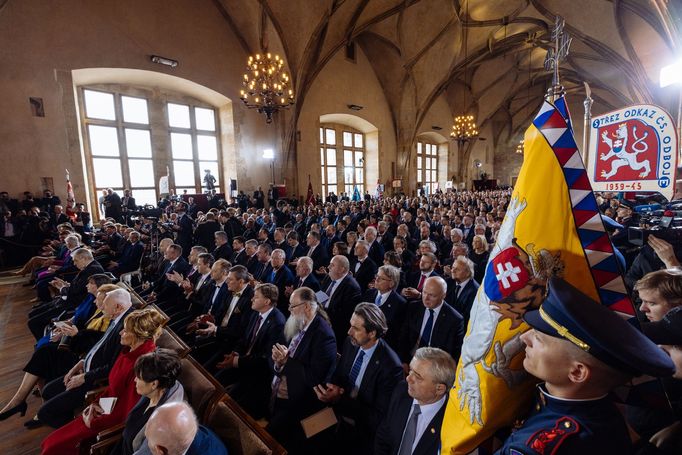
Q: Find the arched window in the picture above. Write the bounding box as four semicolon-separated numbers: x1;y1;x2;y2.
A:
320;124;365;198
416;140;438;194
79;85;221;217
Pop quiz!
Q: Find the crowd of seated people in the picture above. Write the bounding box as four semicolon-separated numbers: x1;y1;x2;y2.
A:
1;186;682;454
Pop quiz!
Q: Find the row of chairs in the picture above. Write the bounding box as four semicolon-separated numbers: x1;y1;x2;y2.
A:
83;282;286;455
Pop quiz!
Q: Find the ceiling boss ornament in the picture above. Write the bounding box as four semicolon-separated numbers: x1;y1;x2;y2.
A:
239;52;295;124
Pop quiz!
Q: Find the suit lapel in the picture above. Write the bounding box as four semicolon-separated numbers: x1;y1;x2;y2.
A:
413;397;447;455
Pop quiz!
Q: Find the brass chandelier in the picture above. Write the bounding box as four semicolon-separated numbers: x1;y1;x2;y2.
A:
239;52;295;124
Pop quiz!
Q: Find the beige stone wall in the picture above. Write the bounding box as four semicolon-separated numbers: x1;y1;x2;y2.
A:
296;44;396;198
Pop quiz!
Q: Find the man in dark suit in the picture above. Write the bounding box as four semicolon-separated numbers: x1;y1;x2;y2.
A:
251;243;273;282
350;240;379;293
108;230;145;276
230;236;248;266
167;253;216;330
194;265;255;370
37;288;134;428
319;255;362;344
271;227;292;261
315;303;403;454
375;347;457;455
267;287;337;454
362;264;407;352
303;230;329;271
444;256;479;327
121;189;136;214
286;231;307;263
214;283;286;419
212;230;233;261
290;256;320;292
194;212;221;251
377;221;395;254
27;249;105;339
398;276;465;367
460;215;476;246
174;202;194;257
401;252;440;300
244;239;260;275
104;188;122;221
364;226;385;266
265;248;295;313
148;244;191;306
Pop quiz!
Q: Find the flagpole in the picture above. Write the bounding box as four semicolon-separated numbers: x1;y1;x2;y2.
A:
544;16;572;103
582;82;593;169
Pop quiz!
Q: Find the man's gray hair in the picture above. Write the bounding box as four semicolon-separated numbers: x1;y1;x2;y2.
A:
413;347;457;388
73;248;93;261
105;288;133;310
298;256;313;270
65;234;81;248
333;254;350;272
378;265;400;290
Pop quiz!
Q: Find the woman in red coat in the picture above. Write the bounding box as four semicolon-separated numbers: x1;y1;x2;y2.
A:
41;308;166;455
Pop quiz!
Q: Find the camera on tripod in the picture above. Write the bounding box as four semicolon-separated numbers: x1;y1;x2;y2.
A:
628;209;682;246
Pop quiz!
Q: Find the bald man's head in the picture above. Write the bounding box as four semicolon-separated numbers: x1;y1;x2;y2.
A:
145;402;198;455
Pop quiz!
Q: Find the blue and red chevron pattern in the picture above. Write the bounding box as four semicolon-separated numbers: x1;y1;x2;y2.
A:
532;96;635;317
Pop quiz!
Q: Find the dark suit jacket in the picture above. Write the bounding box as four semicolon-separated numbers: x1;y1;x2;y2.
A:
231;249;248;267
307;243;330;271
378;230;394;253
275;314;337;419
294;274;320;292
375;382;448;455
267;266;295;312
64;260;105;309
367;241;385;266
176;214;194;249
84;307;134;385
116;241;144;273
331;338;403;452
214;286;256;350
445;278;479;325
398;301;465;363
212;243;233;262
154;257;192;302
361;289;407;350
320;274;362;344
231;308;286;416
194;220;221;251
350;256;378;293
289;243;308;261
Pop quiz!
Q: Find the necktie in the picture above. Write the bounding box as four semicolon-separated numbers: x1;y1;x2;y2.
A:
297;278;303;288
419;309;435;347
326;280;337;297
271;329;307;401
375;292;382;306
246;315;264;355
397;404;421;455
417;274;427;291
348;350;366;388
355;260;362;273
454;283;461;303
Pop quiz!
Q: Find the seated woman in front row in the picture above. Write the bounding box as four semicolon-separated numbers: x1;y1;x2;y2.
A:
41;308;165;455
111;349;184;455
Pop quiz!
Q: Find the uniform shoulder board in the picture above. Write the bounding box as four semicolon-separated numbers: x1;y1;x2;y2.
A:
525;417;580;454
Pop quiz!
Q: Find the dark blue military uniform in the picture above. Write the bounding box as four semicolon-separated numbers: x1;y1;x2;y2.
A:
497;385;631;454
496;277;675;455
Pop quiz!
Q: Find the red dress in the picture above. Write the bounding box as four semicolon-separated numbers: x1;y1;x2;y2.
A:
41;340;156;455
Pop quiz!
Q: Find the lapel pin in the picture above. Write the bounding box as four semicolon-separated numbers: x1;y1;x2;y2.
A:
430;428;435;434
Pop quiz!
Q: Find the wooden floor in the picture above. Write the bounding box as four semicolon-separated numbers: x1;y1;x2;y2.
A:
0;279;52;454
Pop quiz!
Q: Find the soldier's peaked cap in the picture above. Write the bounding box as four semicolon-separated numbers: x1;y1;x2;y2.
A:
524;277;674;377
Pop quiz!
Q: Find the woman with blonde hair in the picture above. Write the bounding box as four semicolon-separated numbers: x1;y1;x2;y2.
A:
41;308;166;454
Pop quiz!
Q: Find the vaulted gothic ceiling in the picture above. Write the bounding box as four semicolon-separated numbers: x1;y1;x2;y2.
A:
213;0;681;176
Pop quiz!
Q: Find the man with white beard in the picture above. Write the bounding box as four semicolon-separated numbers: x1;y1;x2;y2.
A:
267;287;337;454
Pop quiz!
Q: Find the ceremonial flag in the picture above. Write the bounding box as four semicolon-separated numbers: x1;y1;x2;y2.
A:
65;169;75;206
441;95;635;454
306;177;315;205
352;186;361;201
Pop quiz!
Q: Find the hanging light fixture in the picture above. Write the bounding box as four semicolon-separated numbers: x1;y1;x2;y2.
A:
515;139;524;154
239;52;295;124
451;1;478;145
